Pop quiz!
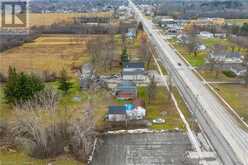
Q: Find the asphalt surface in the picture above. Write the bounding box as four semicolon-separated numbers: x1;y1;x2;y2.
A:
128;1;248;165
91;133;192;165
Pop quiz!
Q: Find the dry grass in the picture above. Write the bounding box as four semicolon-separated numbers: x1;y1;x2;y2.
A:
0;34;96;77
213;84;248;123
0;12;112;27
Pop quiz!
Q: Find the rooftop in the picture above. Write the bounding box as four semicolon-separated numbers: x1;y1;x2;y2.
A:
108;106;126;114
123;62;145;69
122;70;145;75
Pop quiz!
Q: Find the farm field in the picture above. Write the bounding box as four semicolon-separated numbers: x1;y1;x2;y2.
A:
0;34;93;77
0;12;112;27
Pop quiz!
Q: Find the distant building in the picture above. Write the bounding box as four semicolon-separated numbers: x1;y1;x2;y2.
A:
199;31;214;38
122;62;145;81
230;65;247;77
208;51;242;64
126;28;137;39
196;44;207;51
115;81;137;100
80;63;94;89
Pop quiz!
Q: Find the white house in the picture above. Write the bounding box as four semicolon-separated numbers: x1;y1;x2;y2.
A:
126;106;146;120
122;62;145;81
199;31;214;38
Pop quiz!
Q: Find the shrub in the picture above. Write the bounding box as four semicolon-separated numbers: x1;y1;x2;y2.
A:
4;67;45;104
222;70;237;78
58;69;72;94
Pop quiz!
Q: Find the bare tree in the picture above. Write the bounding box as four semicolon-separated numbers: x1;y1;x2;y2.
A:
121;31;127;49
243;50;248;87
147;76;157;104
69;101;97;161
14;87;59;112
186;32;199;57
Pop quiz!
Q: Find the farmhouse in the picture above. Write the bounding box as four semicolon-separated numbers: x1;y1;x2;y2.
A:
115;81;137;100
122;62;145;81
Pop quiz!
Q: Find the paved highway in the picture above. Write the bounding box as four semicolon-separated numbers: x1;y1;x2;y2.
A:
128;1;248;164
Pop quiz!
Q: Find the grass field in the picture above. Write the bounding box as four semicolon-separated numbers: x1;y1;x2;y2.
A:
0;34;93;77
225;19;248;26
0;152;83;165
138;87;185;130
169;38;208;67
213;84;248;123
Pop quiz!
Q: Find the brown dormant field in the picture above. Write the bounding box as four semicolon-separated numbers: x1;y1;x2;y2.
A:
0;12;112;27
29;12;112;26
0;34;96;77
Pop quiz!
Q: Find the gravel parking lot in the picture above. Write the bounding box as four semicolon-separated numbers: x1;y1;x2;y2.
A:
91;132;192;165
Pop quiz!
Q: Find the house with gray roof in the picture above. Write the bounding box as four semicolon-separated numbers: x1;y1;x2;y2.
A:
207;51;243;64
230;65;247;77
122;62;145;81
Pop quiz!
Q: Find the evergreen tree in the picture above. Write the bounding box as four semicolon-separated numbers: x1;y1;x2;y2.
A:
121;48;129;64
58;69;72;94
4;67;44;104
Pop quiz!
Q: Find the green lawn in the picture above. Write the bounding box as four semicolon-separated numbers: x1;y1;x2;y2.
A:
138;87;185;130
225;19;248;26
213;84;248;123
201;38;246;53
169;39;207;67
199;70;237;81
